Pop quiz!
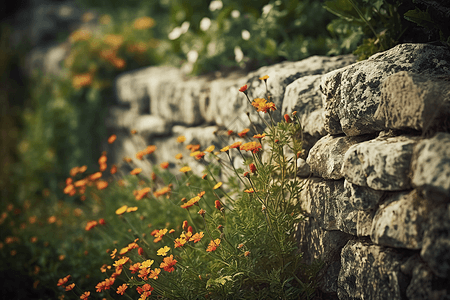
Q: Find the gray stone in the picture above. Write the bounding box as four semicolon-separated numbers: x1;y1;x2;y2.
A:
338;240;410;300
134;115;171;138
344;180;384;211
148;74;207;126
307;134;371;180
302;178;357;235
245;55;357;123
375;71;450;134
341;135;419;191
296;217;353;294
282;74;327;136
371;190;426;249
321;43;450;136
26;43;69;77
411;132;450;201
296;158;311;178
356;210;374;237
106;106;140;129
406;262;450;300
421;203;450;278
117;66;181;114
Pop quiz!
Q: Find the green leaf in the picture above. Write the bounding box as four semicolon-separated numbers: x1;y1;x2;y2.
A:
404;8;435;29
323;0;359;22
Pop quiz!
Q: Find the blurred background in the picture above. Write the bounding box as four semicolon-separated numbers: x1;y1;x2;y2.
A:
0;0;448;298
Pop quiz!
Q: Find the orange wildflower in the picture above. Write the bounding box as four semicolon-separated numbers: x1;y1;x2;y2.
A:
160;162;169;169
149;268;161;279
113;257;130;268
85;220;98;231
240;141;262;153
177;135;186;143
74;179;88;187
89;172;102;181
108;134;117;144
115;205;128;215
153;185;171;197
249;163;257;173
123;157;132;163
244;188;256;193
230;141;242;149
160;255;177;272
157;246;170;256
180;196;200;209
80;291;90;299
64;184;75;195
198;209;206;216
259;75;269;80
129;262;141;274
175;153;183;160
130;168;142;175
65;283;75;291
206;239;221;252
110;164;117;174
220;146;230;152
239;84;248;92
131;129;137;134
153;228;168;243
190;232;204;243
238;128;250;137
126;206;138;213
215;200;222;210
244;251;250;257
72;73;92;89
253;133;266;139
96;180;108;190
133;16;155;29
57;275;71;287
174;238;187;248
284;114;292;123
135;187;151;200
179;166;191;173
205;145;215;152
136;284;153;297
213;182;222;189
116;284;128;295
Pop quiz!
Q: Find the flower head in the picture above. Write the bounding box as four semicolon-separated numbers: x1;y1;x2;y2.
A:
179;166;191;173
177;135;186;143
259;75;269;81
157;246;170;256
284;114;292;123
160;162;169;169
130;168;142;175
213;182;222;190
190;232;204;243
108;134;117;144
206;239;221;252
160;255;177;272
116;284;128;295
238;128;250;137
239;85;248;93
115;205;128;215
240;142;262;153
214;200;222;210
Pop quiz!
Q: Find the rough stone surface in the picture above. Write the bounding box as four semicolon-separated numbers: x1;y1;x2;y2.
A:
296;158;311;177
321;43;450;136
149;75;208;126
134;115;171;138
371;190;426;249
282;74;327;136
411;132;450;201
341;135;419;191
296;217;353;294
246;55;357;123
338;240;410;300
421;202;450;278
356;210;374;237
106;106;140;129
307;134;372;180
303;178;357;235
344;179;384;211
406;262;450;300
375;71;450;134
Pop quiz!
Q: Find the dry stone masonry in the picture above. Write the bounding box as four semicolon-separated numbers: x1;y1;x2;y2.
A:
109;43;450;299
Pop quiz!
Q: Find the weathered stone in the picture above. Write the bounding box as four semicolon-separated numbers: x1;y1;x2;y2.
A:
406;262;450;300
282;74;327;136
296;217;353;294
246;55;357;123
307;134;372;180
296;158;311;177
341;135;419;191
344;180;384;211
134;115;171;138
106;106;140;129
321;43;450;136
356;210;374;237
116;66;181;114
338;240;410;300
411;132;450;201
421;203;450;278
149;74;208;126
375;71;450;134
303;178;357;235
26;43;69;76
371;190;426;249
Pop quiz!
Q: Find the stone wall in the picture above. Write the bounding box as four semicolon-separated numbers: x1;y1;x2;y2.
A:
109;43;450;299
